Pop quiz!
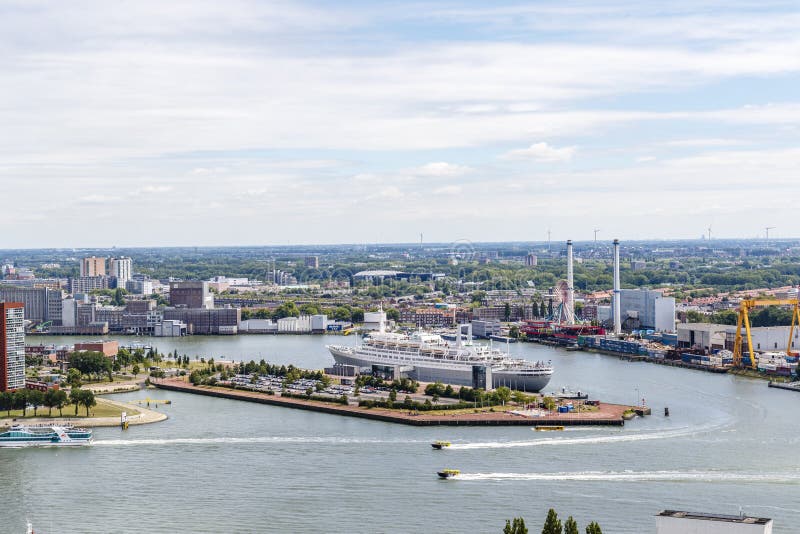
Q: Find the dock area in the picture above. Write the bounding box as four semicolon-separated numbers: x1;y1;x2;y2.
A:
767;381;800;393
154;379;632;426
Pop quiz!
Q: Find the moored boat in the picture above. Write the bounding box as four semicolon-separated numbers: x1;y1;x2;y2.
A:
0;424;93;447
328;319;552;392
534;425;565;432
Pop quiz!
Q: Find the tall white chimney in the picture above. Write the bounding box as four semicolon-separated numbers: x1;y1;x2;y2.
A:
613;238;621;335
566;240;575;325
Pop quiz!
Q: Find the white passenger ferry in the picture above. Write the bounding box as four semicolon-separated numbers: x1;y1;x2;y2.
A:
0;424;93;447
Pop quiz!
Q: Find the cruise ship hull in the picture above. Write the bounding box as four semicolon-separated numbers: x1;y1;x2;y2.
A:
329;347;551;393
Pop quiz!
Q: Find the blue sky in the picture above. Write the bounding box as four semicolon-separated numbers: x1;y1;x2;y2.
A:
1;0;799;247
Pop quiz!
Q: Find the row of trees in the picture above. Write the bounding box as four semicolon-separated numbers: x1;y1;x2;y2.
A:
236;360;325;381
0;388;95;417
504;510;602;534
686;307;798;327
423;381;522;404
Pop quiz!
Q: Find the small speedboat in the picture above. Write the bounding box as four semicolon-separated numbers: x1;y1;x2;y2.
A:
431;441;451;450
437;469;460;479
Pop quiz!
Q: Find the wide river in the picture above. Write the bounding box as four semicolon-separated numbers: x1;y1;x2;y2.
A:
3;334;799;533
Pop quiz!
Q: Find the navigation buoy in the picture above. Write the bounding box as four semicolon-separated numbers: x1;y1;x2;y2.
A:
664;407;670;417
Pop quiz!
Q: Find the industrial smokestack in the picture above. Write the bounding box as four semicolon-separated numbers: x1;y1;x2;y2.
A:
566;240;575;325
613;238;621;335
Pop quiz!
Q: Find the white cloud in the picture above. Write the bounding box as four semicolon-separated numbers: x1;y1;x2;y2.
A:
138;185;174;194
0;1;799;246
412;162;472;177
501;142;576;162
433;185;463;195
662;138;746;148
78;194;122;204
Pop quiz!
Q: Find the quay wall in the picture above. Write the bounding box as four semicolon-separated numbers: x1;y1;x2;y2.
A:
154;380;626;427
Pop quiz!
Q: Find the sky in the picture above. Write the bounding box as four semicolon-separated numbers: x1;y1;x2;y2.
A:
1;0;799;248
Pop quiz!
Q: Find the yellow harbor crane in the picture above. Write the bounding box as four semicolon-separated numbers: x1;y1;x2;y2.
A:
732;299;800;369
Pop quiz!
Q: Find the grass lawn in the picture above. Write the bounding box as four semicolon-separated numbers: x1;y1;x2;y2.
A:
0;398;140;419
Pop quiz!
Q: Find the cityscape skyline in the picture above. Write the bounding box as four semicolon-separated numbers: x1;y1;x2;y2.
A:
1;1;799;247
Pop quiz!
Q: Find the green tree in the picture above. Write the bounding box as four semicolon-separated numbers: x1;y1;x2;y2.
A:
504;302;512;321
112;287;127;306
132;364;140;377
81;390;96;416
299;303;321;315
494;386;512;405
43;389;56;416
585;522;602;534
70;388;84;416
388;389;397;402
686;310;708;323
331;306;352;321
0;391;12;416
504;517;528;534
273;301;300;319
564;517;578;534
542;509;562;534
53;389;68;417
13;389;28;416
67;368;82;388
27;389;45;417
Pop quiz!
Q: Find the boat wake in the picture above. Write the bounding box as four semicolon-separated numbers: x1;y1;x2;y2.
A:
449;420;733;450
94;436;422;447
454;470;800;483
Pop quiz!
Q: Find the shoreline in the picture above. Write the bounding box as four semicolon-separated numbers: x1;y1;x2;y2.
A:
155;379;631;426
0;398;167;430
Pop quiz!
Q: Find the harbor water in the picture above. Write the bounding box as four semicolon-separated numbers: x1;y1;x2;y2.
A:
3;335;800;533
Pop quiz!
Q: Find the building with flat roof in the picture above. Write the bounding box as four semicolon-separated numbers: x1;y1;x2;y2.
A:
617;289;676;332
74;341;119;358
109;257;132;286
169;281;214;309
70;275;110;294
80;256;106;277
677;323;799;353
1;302;25;391
0;286;63;325
656;510;772;534
304;256;319;269
163;307;239;335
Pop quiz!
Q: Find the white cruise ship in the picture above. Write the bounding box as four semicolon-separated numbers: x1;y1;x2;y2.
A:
327;321;552;392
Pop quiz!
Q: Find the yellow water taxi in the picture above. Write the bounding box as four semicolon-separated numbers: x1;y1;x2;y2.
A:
534;425;565;431
437;469;460;479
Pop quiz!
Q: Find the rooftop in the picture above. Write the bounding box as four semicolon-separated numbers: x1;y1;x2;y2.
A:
657;510;771;525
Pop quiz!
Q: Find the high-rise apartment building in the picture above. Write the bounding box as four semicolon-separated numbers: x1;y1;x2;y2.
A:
109;257;133;285
305;256;319;269
80;256;107;277
1;302;25;391
0;286;63;325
